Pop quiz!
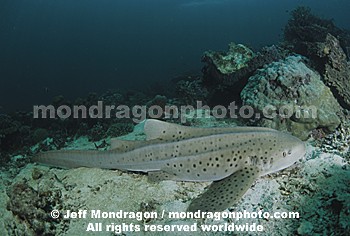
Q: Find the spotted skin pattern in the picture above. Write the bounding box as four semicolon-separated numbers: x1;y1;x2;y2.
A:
33;119;306;212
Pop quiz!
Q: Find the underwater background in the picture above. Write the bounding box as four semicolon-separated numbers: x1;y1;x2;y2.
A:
0;0;349;112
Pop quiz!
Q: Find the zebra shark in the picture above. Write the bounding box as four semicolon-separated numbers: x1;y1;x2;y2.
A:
33;119;306;212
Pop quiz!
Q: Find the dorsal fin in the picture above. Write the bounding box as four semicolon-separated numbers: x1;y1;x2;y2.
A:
144;119;277;141
144;119;194;141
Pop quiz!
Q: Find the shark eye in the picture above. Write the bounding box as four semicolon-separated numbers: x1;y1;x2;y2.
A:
282;152;287;157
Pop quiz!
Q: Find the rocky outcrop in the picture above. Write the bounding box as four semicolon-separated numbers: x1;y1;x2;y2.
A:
315;34;350;109
200;43;288;106
284;6;350;59
203;43;254;74
283;7;350;109
201;42;255;87
241;56;342;140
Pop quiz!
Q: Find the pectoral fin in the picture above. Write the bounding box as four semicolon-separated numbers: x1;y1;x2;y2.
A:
187;166;260;212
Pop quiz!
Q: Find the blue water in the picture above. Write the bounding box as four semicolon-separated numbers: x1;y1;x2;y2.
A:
0;0;349;112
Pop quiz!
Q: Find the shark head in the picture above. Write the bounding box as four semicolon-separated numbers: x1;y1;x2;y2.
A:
261;132;306;176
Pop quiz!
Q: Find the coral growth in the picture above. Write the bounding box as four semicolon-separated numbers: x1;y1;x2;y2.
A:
202;42;255;75
320;120;350;159
315;34;350;109
284;6;350;58
201;42;254;87
220;45;289;87
106;122;134;138
241;55;342;140
0;115;21;151
175;80;209;106
198;43;289;106
283;7;350;110
6;176;63;235
277;149;350;235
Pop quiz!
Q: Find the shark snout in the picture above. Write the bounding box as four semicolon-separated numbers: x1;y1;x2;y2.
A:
288;134;306;160
284;139;306;170
295;141;306;160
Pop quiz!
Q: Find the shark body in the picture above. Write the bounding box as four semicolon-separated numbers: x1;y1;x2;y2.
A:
33;119;306;212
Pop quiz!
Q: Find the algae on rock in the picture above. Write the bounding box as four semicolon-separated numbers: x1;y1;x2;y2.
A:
241;55;341;140
202;42;254;75
316;34;350;109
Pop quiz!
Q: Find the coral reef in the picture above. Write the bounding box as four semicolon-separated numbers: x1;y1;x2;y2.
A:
87;122;108;142
201;42;254;87
87;121;134;142
5;171;64;235
199;44;289;106
0;115;22;152
241;55;342;140
106;122;134;138
283;7;350;110
319;120;350;159
314;34;350;109
0;114;34;165
175;80;209;106
99;90;125;106
220;45;289;87
146;95;168;108
32;128;50;144
284;6;350;59
203;42;254;75
0;89;151;159
276;147;350;235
